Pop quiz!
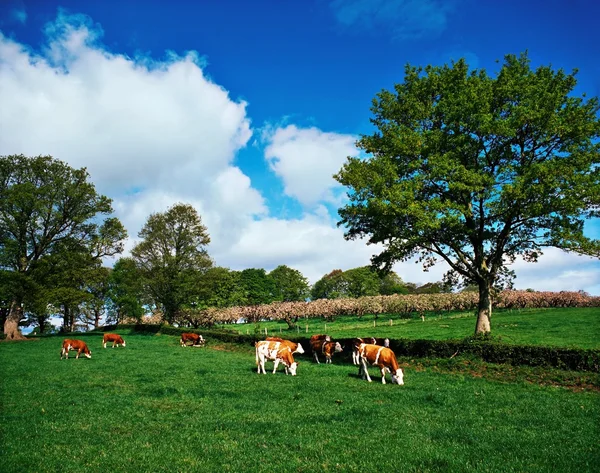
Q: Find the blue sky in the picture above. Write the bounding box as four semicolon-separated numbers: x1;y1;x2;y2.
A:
1;0;599;294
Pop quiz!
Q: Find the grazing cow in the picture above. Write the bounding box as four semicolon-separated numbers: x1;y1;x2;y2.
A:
351;337;390;365
103;333;126;348
310;335;343;364
180;332;205;347
358;343;404;385
60;339;92;360
255;340;299;376
265;337;305;354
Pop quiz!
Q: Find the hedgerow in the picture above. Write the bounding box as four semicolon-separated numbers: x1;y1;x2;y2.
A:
99;323;600;373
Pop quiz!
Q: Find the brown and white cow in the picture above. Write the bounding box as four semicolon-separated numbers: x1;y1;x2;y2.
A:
60;339;92;360
357;343;404;385
351;337;390;365
265;337;305;355
255;340;298;376
310;335;343;364
103;333;126;348
180;332;205;347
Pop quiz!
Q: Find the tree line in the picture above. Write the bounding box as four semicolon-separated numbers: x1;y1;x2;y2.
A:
2;52;599;338
0;157;446;336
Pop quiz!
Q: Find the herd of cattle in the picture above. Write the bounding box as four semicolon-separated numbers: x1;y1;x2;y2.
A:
59;332;404;385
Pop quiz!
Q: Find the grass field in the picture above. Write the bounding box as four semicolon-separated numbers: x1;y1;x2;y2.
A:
1;331;599;473
226;307;600;350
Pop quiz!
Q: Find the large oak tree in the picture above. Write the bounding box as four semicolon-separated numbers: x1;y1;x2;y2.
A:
0;155;127;339
335;53;600;334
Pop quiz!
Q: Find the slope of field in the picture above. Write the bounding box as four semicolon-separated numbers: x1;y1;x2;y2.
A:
1;333;598;473
227;308;600;350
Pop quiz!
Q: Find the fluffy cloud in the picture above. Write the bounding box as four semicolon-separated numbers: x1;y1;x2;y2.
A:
0;12;251;201
263;124;357;208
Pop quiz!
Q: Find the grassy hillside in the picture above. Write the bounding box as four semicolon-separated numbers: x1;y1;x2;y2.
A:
225;308;600;349
1;333;599;473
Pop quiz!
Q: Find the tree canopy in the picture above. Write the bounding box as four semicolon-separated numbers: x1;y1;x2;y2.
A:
0;154;127;338
269;265;310;302
335;53;600;334
131;203;212;323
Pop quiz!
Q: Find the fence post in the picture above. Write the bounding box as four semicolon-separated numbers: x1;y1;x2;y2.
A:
297;325;300;334
324;323;327;332
373;320;376;328
279;327;282;333
389;319;393;326
265;327;268;336
306;324;308;333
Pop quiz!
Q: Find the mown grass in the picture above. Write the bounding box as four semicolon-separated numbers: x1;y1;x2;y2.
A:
1;332;599;473
227;307;600;349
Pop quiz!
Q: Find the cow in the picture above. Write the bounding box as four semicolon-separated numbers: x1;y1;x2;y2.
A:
60;339;92;360
310;335;343;364
351;337;390;365
357;343;404;385
255;340;298;376
180;332;205;347
265;337;305;354
102;333;126;348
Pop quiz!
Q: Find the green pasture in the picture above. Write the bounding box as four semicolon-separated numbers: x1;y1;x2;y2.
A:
1;332;599;473
228;307;600;350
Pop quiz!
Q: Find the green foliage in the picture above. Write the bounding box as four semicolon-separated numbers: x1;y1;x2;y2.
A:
311;269;348;299
107;258;146;323
335;52;600;333
237;268;277;305
269;265;309;302
131;203;212;323
0;154;127;335
191;266;245;309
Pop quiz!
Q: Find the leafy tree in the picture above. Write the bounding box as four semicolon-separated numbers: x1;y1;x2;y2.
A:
379;271;409;295
335;53;600;334
0;155;126;339
311;269;349;299
191;266;245;309
269;265;310;302
238;268;277;305
131;203;212;323
343;266;381;298
107;257;146;324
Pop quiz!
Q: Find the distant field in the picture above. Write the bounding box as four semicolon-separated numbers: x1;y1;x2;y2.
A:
1;333;599;473
225;307;600;349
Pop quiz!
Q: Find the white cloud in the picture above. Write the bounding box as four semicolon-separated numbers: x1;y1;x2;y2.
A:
264;124;357;208
0;12;251;201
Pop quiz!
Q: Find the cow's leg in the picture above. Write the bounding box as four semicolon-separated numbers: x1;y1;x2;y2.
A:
272;359;280;374
313;353;320;364
103;342;107;348
380;367;387;384
360;358;372;382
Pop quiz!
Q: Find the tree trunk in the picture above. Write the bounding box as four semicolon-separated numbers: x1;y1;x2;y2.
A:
3;301;26;340
475;281;492;335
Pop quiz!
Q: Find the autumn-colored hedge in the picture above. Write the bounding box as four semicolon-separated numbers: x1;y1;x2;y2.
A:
168;290;600;327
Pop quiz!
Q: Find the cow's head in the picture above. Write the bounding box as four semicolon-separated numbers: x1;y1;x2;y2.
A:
121;340;126;347
295;343;305;354
85;351;92;359
333;342;343;353
391;368;404;385
287;362;298;376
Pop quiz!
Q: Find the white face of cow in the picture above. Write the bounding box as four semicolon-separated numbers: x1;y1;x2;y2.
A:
85;352;92;359
122;341;126;347
334;342;343;353
296;343;305;354
392;368;404;385
288;362;298;376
